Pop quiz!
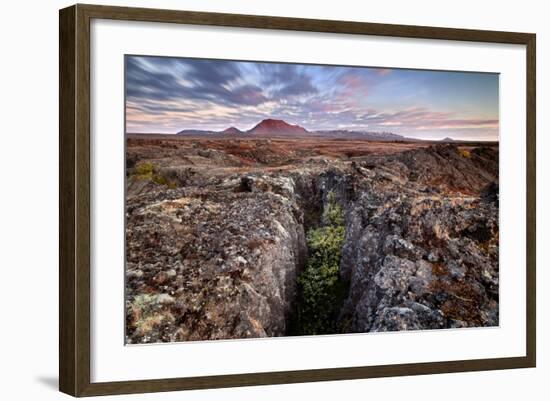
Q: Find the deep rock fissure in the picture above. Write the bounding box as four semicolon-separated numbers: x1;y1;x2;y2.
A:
287;172;352;336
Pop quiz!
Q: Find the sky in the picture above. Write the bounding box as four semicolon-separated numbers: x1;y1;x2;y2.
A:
125;55;499;141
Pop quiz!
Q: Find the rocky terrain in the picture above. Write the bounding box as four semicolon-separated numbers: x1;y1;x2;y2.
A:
125;135;498;344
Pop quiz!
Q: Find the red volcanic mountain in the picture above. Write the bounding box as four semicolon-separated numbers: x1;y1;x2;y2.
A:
246;119;309;136
176;119;406;140
221;126;244;135
177;119;309;137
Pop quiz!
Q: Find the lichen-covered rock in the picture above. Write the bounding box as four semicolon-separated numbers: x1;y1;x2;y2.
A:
125;138;499;342
125;182;307;343
338;145;499;332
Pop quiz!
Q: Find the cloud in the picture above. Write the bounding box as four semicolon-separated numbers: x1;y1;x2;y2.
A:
125;56;499;140
126;57;267;107
256;63;319;99
351;108;498;133
376;68;392;76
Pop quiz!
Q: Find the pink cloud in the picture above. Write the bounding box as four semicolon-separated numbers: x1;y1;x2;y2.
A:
376;68;392;76
363;107;498;131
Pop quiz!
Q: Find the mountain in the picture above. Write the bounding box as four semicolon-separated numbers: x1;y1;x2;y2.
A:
314;130;406;141
247;119;309;136
177;129;218;136
221;126;244;135
176;119;406;140
440;137;456;142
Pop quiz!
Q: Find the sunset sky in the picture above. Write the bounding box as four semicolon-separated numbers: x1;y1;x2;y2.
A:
125;55;499;141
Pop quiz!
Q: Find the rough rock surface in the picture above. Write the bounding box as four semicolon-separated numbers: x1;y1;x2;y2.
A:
125;136;498;343
126;179;308;343
339;145;499;332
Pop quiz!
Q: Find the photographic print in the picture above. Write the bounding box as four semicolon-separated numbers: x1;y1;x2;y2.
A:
124;56;499;344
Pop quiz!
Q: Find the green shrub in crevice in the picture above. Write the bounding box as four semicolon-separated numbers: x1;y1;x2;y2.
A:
293;191;348;335
322;191;345;227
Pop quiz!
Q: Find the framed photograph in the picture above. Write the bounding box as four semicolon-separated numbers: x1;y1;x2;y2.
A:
59;4;536;397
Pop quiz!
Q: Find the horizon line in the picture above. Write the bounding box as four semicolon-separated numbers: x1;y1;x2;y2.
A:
124;131;499;143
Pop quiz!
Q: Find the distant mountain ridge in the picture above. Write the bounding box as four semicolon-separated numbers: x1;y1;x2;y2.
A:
177;118;404;140
221;126;244;135
177;129;218;136
314;129;405;141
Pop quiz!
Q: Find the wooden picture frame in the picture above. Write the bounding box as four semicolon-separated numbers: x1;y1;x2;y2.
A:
59;3;536;397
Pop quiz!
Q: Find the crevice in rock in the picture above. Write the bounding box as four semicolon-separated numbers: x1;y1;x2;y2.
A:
287;171;352;336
